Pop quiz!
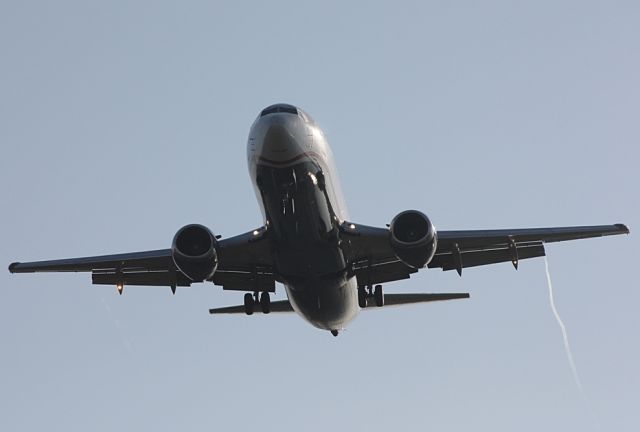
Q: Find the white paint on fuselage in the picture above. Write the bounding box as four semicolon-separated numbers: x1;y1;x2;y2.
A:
246;106;358;331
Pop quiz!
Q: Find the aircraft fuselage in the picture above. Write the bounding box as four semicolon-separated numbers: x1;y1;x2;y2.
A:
247;104;358;331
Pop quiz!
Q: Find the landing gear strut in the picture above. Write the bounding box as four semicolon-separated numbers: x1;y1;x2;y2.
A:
358;285;384;308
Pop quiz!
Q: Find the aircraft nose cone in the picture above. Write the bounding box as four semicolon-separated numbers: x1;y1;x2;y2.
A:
260;114;307;161
263;122;296;154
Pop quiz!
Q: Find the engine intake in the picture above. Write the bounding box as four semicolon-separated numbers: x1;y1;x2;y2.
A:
390;210;437;269
171;224;218;282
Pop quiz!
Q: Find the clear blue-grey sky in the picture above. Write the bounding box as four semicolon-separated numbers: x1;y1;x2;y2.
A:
1;1;637;431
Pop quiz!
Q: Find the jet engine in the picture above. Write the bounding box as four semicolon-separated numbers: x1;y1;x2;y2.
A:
389;210;437;269
171;224;218;282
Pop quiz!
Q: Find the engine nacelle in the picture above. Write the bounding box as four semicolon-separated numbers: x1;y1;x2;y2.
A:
171;224;218;282
389;210;438;269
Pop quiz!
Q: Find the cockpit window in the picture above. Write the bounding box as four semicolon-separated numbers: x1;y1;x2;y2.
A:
260;104;298;117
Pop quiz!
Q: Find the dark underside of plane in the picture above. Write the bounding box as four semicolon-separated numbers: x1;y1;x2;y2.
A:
8;104;631;335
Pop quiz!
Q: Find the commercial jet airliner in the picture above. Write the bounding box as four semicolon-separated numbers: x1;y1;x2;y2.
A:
9;103;630;336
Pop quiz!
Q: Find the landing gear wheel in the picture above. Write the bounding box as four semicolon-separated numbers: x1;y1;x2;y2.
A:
374;285;384;307
331;330;339;337
260;292;271;314
358;286;367;308
244;293;255;315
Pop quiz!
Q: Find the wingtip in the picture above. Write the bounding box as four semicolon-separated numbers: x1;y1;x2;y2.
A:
8;262;19;273
615;223;630;234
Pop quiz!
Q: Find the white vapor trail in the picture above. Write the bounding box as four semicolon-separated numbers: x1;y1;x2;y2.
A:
544;256;583;394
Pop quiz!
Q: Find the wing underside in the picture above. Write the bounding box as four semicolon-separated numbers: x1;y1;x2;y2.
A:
9;228;276;292
347;222;629;284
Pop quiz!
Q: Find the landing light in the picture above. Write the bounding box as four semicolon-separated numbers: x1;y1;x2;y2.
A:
116;283;124;295
253;230;260;236
308;172;318;185
350;224;356;230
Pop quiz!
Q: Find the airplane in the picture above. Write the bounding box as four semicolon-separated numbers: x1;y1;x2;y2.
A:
9;103;630;336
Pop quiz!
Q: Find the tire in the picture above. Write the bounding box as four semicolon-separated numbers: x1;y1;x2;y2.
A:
244;293;254;315
260;292;271;314
358;287;367;308
374;285;384;307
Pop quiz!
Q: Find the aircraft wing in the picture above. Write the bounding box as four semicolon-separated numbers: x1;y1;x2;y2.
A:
8;227;275;292
431;223;629;275
345;222;629;284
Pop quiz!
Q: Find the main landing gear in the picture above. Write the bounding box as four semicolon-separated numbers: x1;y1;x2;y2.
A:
244;291;271;315
358;284;384;308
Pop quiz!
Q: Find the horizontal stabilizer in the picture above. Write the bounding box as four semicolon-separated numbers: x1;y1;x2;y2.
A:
378;293;470;308
209;294;469;314
209;300;294;314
